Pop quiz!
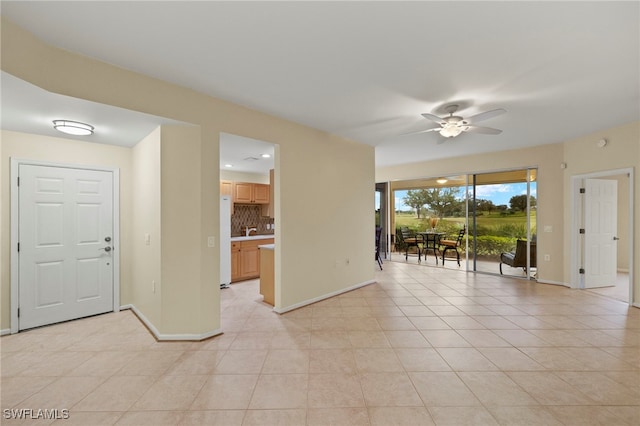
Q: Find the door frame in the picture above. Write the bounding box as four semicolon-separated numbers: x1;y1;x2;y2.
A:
570;167;634;304
10;158;121;334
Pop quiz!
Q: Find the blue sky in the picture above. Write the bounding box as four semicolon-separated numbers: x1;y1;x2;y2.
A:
381;183;537;212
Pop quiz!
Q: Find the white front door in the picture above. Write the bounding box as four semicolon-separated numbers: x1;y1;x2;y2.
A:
18;164;115;330
583;178;618;289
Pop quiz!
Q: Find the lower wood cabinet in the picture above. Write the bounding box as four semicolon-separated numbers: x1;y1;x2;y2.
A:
231;238;274;282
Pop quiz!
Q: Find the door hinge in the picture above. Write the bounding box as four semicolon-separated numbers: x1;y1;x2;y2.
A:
17;176;20;186
17;242;20;252
579;229;585;234
579;188;585;194
17;308;20;318
579;268;585;274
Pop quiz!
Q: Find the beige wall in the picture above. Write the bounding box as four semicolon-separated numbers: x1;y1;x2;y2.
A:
1;18;375;334
131;127;162;326
0;130;133;329
220;170;269;184
377;143;566;285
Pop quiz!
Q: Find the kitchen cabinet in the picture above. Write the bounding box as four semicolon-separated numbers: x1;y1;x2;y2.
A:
220;180;233;197
233;182;269;204
231;237;274;282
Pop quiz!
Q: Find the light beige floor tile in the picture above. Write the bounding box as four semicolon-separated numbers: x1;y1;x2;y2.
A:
269;331;311;349
73;376;156;411
354;348;404;373
249;374;308;409
399;306;436;317
229;332;273;349
165;350;225;375
18;351;95;377
554;371;640;405
546;406;631;425
18;376;106;410
458;371;539;406
310;331;352;348
132;375;207;410
51;411;123;425
409;317;451;330
507;372;593;405
427;305;466;317
116;350;183;376
360;372;423;407
307;407;370;426
262;349;309;374
180;410;245;426
470;315;522;329
190;374;258;410
348;331;391;348
70;351;138;377
375;317;417;331
436;347;499;371
421;330;472;347
518;347;589;371
487;406;563;426
395;348;451;372
477;347;546;371
213;349;267;374
368;406;434;426
409;372;481;407
603;371;640;390
197;333;237;350
384;330;431;348
242;409;307;426
308;373;365;408
455;329;511;347
492;329;553;347
0;376;56;408
560;346;635;370
429;406;498;425
115;410;184;425
603;406;640;425
308;349;356;374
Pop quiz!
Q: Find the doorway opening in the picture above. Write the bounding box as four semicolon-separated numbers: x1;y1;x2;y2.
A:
571;168;634;304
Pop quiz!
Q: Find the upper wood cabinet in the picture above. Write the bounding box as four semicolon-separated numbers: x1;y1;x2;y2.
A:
220;180;233;197
233;182;270;204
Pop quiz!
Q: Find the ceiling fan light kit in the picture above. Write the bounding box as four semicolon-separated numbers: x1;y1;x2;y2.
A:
418;104;505;140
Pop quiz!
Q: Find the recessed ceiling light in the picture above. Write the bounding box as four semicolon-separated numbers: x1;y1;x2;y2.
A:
53;120;94;136
436;178;448;184
224;164;233;168
261;153;271;158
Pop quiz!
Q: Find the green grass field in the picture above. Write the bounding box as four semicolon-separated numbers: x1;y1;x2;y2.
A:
395;211;536;229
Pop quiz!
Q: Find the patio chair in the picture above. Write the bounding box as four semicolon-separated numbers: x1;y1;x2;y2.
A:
500;239;537;274
397;226;422;261
375;226;383;270
439;226;465;266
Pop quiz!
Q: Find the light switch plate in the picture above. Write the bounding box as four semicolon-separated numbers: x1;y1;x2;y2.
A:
544;225;553;233
207;236;215;248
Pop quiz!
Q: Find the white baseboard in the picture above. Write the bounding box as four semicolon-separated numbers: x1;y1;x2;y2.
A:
273;279;377;314
617;268;629;273
127;304;223;341
536;279;570;287
632;302;640;309
0;328;11;336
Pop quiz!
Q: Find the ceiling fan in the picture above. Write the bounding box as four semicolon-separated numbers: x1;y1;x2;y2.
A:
415;104;506;139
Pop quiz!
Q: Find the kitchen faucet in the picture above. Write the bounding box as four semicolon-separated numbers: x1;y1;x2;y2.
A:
246;227;257;237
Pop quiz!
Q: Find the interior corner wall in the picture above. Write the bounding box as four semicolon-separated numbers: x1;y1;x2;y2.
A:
0;130;133;330
562;121;640;303
131;127;162;326
1;19;375;336
375;143;566;285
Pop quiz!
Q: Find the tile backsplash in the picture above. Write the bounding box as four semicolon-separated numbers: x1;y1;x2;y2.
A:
231;204;274;236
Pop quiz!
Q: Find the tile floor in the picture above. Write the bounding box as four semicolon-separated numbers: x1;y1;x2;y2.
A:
1;261;639;425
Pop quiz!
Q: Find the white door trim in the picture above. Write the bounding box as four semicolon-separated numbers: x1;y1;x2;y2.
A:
570;167;634;305
10;158;121;334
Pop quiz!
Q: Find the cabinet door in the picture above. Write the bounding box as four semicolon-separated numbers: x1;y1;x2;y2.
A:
231;244;241;281
234;182;253;203
220;180;233;197
240;244;260;278
253;183;270;204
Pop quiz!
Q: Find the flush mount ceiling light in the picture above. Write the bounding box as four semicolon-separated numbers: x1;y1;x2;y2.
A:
261;153;271;158
52;120;94;136
436;178;448;184
224;164;233;168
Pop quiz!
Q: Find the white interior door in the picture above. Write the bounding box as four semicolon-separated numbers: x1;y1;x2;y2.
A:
19;164;114;330
584;178;618;288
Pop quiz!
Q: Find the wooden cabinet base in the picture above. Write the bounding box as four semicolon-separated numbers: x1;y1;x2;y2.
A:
259;247;275;306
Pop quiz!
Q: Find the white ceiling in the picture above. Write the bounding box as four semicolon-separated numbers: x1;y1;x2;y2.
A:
1;1;638;171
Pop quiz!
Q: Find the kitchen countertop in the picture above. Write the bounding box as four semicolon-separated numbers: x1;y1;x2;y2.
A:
231;235;275;242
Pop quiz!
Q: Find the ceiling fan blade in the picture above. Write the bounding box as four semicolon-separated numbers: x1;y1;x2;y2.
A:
400;127;442;136
465;125;503;135
465;108;506;124
421;113;445;124
435;134;449;145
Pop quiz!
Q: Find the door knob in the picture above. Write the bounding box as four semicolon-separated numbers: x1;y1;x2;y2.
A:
613;236;620;241
105;236;111;242
99;246;112;252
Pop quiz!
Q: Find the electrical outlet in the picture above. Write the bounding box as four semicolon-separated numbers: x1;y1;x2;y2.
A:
544;226;553;233
207;236;215;248
544;254;551;261
144;233;151;245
